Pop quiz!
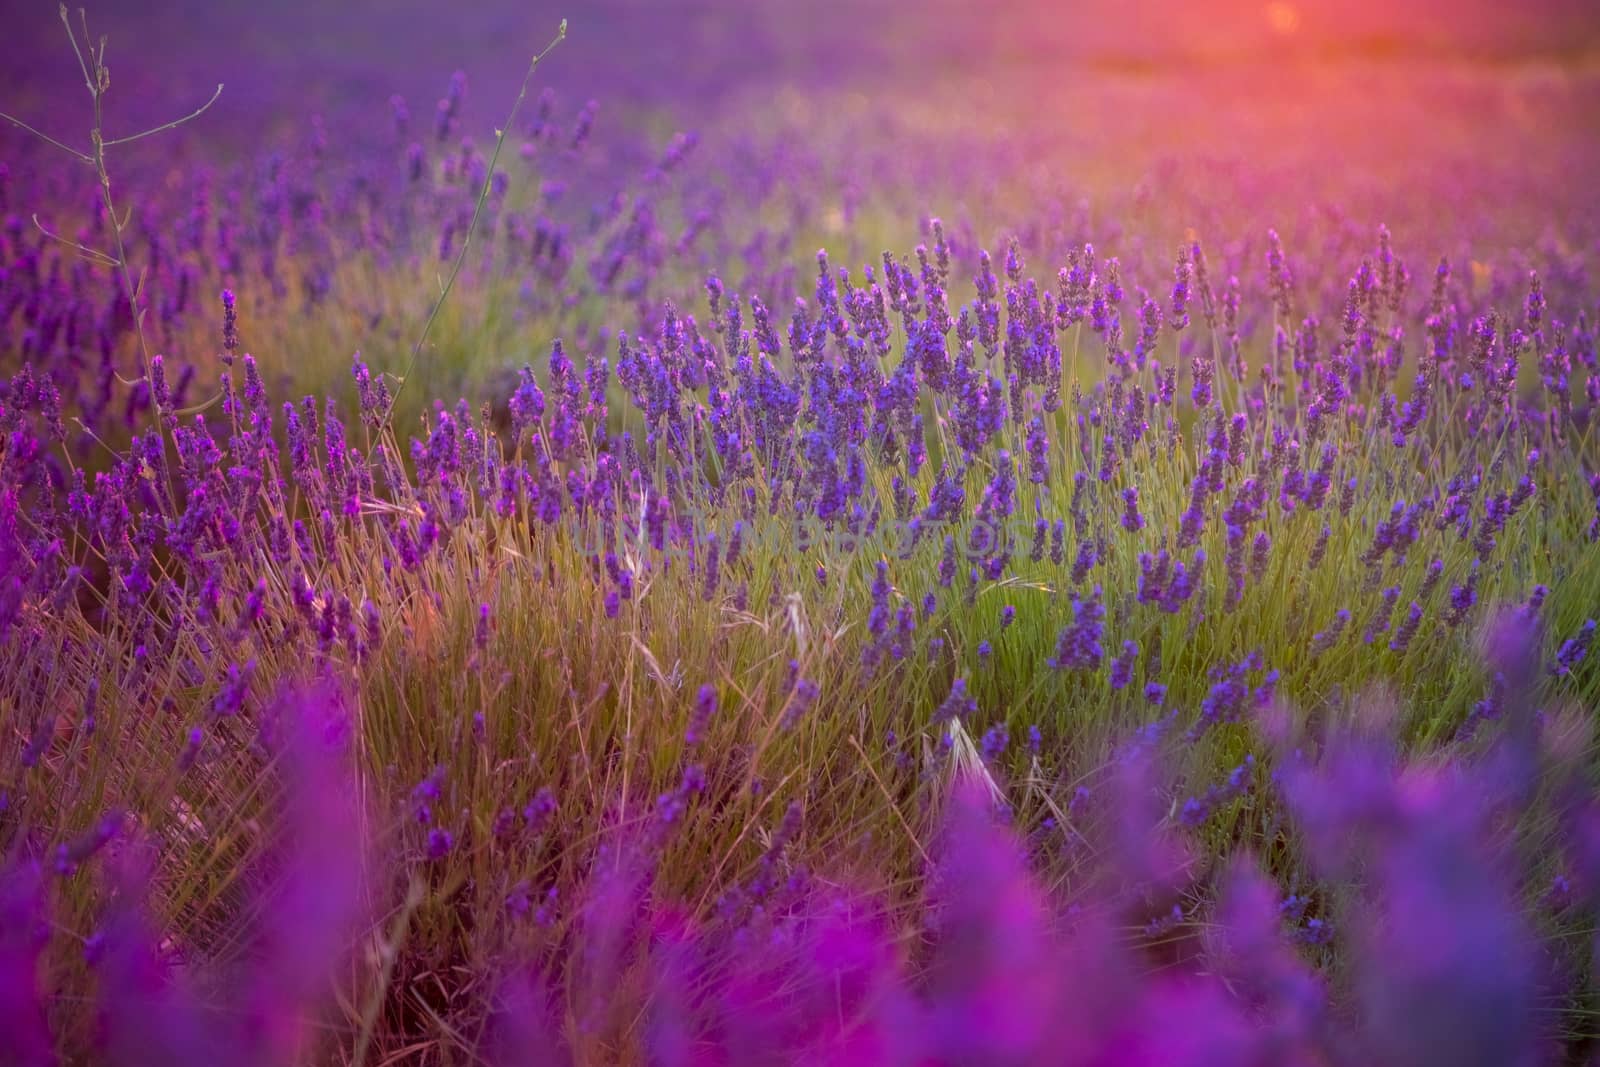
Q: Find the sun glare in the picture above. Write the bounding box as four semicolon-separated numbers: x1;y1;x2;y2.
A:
1265;1;1302;36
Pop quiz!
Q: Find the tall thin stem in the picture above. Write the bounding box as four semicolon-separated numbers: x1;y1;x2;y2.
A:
15;4;229;504
382;20;567;432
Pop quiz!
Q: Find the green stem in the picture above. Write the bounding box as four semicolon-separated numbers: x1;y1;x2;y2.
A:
383;21;567;430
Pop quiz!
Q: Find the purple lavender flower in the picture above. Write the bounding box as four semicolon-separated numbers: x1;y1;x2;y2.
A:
1419;557;1446;602
1445;566;1479;629
1363;586;1402;645
1137;550;1171;605
474;603;491;652
177;728;204;773
20;714;56;770
221;288;239;361
522;788;557;835
1191;351;1215;409
0;860;53;1060
1169;246;1192;332
412;766;446;824
1070;539;1098;585
1307;525;1332;571
1224;524;1248;609
52;812;122;878
1025;417;1050;484
934;677;977;722
426;828;455;861
1552;620;1595;676
1249;531;1272;582
980;723;1009;761
1048;586;1105;670
1109;640;1138;691
1310;610;1351;655
701;532;724;602
686;684;718;746
781;678;820;730
1160;550;1205;614
1120;485;1145;533
1179;797;1211;827
1389;602;1425;653
209;660;256;719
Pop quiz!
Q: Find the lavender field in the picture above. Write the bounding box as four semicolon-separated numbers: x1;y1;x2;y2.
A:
4;2;1600;1063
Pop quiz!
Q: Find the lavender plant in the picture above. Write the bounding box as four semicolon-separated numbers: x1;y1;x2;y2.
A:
3;3;1600;1063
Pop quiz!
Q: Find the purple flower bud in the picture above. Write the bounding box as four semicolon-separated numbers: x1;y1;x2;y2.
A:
1310;610;1351;655
1109;640;1138;691
221;288;239;360
523;788;557;833
21;714;56;769
412;766;446;824
1552;620;1595;676
686;684;718;747
1389;602;1425;653
1048;586;1105;670
935;677;977;722
1445;566;1479;629
781;678;820;731
1120;486;1146;533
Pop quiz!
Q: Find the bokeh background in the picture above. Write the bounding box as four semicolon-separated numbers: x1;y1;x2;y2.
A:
8;0;1598;411
6;0;1600;138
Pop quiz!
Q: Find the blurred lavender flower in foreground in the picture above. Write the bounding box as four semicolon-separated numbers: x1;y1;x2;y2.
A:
85;684;371;1067
5;665;1582;1067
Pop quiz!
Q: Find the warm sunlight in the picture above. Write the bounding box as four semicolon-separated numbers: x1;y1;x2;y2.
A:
1265;1;1302;36
3;2;1598;1063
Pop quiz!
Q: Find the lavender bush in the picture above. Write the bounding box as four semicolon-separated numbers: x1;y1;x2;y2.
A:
3;3;1600;1063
